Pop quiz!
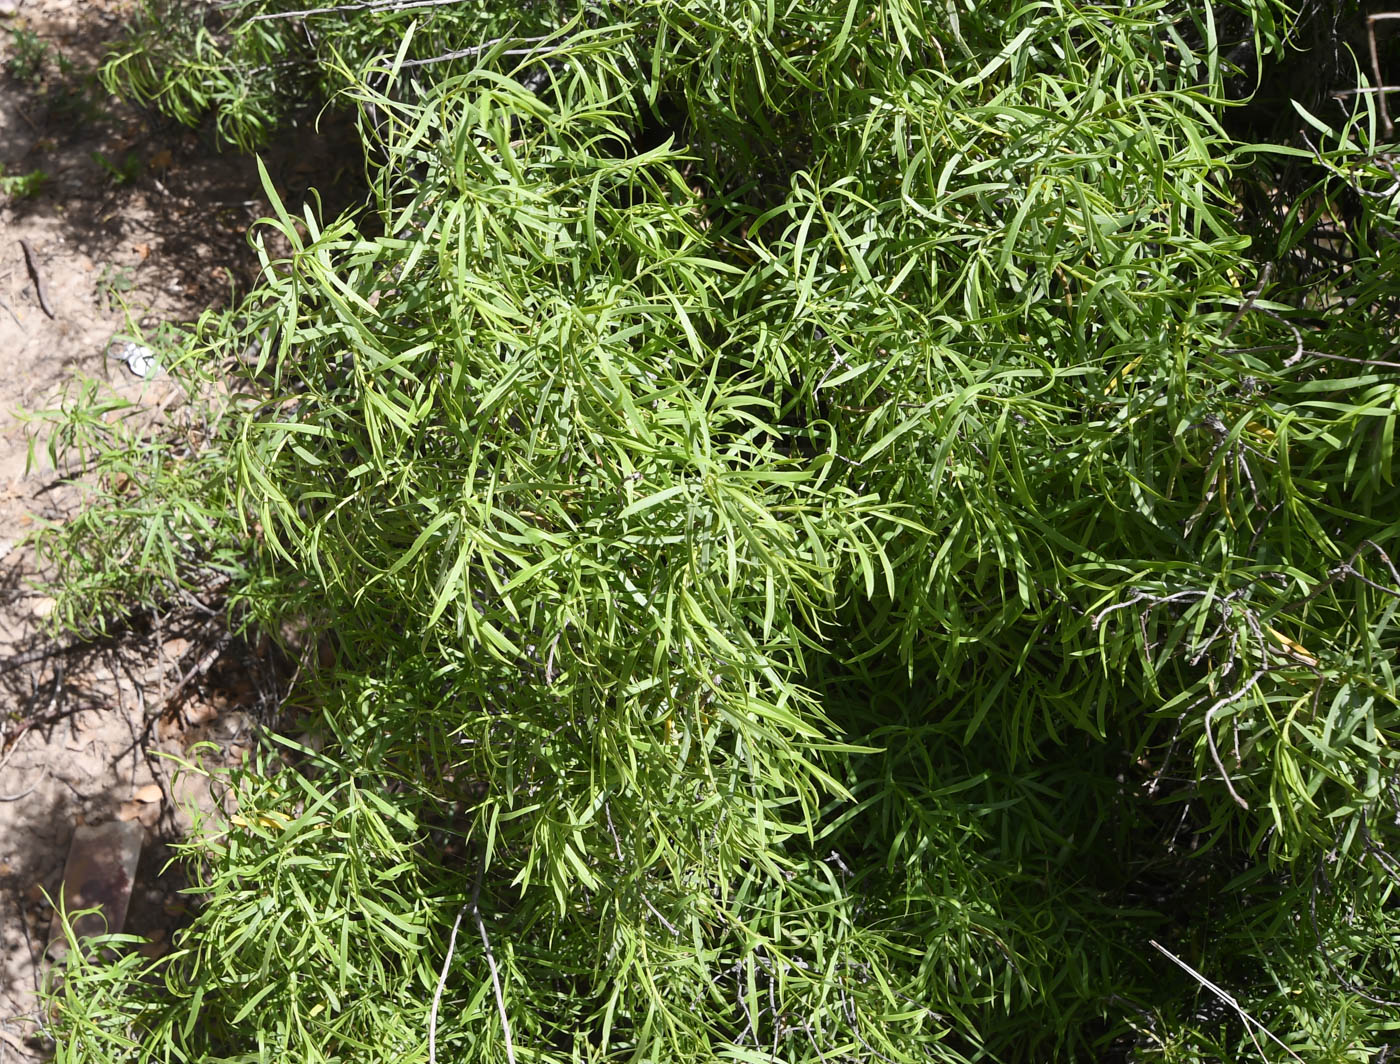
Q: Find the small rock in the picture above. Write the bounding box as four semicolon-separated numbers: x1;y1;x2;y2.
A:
162;636;191;660
47;820;144;956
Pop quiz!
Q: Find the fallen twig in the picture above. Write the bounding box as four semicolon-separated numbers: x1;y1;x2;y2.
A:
17;239;54;320
164;632;233;714
0;641;88;678
0;294;22;330
0;770;46;802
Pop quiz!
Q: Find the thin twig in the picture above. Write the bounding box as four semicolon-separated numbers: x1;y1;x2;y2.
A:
1149;940;1305;1062
1294;347;1400;370
428;903;467;1064
246;0;475;23
1221;263;1272;339
641;893;679;935
470;853;517;1064
164;632;233;714
1368;15;1393;137
0;770;45;802
0;675;60;776
0;640;87;678
397;38;555;69
17;240;53;319
1200;669;1265;810
1333;85;1400;97
0;294;22;329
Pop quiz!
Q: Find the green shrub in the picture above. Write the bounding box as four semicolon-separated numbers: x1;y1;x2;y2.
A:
35;1;1400;1060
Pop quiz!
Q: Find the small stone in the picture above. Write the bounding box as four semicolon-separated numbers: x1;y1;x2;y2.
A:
162;636;192;660
116;801;148;823
47;820;144;956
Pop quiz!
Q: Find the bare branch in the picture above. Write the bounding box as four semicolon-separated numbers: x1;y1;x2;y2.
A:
1221;263;1272;339
1224;343;1400;371
1201;668;1266;809
471;857;518;1064
397;38;555;69
427;904;467;1064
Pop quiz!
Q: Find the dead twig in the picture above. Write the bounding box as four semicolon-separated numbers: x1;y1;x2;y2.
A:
470;853;518;1064
245;0;476;21
1368;15;1397;137
164;632;233;715
17;240;54;320
0;770;46;802
397;36;559;69
1200;669;1267;810
0;294;22;330
1221;263;1272;339
428;903;467;1064
1149;940;1305;1062
0;669;63;775
0;640;87;678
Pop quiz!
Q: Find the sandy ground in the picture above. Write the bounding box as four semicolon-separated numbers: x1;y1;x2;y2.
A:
0;1;352;1054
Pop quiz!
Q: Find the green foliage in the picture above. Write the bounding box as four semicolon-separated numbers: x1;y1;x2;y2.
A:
6;25;51;83
90;149;143;186
0;164;48;199
33;0;1400;1060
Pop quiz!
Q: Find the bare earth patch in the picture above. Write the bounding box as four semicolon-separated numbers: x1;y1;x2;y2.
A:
0;1;354;1055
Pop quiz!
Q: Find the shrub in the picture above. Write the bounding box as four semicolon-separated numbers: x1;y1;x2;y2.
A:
36;1;1400;1060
